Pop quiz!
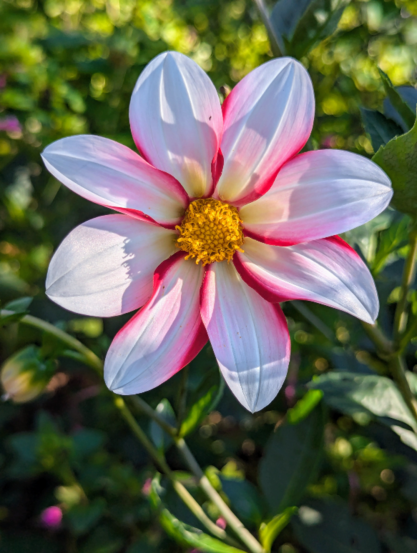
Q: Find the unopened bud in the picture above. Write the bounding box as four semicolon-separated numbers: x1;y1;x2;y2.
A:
1;346;55;403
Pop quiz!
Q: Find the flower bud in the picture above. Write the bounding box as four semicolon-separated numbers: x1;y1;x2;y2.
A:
1;346;55;403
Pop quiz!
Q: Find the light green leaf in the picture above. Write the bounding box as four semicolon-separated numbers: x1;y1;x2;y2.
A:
259;507;297;553
309;371;417;449
287;389;323;425
180;370;224;437
149;475;245;553
373;115;417;217
259;404;325;515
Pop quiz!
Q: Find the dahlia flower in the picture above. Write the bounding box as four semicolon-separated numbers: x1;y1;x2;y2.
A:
42;52;392;412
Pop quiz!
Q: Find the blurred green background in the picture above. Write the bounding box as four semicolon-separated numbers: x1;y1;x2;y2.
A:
1;0;417;552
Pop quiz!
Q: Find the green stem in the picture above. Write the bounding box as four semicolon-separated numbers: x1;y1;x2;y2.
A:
252;0;282;57
362;321;417;423
176;364;189;434
6;311;263;552
114;397;241;548
393;233;417;346
130;397;264;553
1;310;102;372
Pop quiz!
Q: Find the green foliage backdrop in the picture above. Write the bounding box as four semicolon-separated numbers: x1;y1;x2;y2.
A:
1;0;417;552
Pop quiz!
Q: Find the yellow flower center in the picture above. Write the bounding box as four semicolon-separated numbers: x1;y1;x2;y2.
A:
176;198;244;266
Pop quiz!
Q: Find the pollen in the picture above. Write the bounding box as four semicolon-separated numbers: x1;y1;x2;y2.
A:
176;198;244;266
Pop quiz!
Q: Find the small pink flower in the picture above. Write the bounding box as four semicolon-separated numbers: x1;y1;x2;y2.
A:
0;115;21;133
42;52;391;412
216;517;227;529
40;506;63;528
142;478;152;496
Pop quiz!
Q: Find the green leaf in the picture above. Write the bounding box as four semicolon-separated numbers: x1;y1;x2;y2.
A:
180;369;224;437
360;108;403;152
270;0;347;59
259;403;325;515
259;507;298;553
371;215;410;275
66;498;106;535
219;475;266;526
373;115;417;217
150;399;176;453
287;389;323;424
0;296;33;325
309;371;417;449
378;69;416;131
149;475;245;553
292;498;382;553
4;296;33;312
384;86;417;132
71;429;106;461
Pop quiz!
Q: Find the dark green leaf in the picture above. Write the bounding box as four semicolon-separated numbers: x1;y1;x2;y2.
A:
66;498;106;536
4;296;33;313
72;429;106;461
180;369;224;437
379;69;416;131
259;403;325;515
259;507;298;553
373;116;417;217
293;498;382;553
360;108;403;152
270;0;346;59
150;399;176;453
219;475;266;526
384;85;417;132
149;475;244;553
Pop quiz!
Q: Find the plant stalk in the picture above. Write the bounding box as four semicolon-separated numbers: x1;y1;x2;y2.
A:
5;311;263;552
393;233;417;346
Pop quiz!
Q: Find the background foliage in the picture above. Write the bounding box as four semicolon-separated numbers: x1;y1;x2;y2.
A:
1;0;417;552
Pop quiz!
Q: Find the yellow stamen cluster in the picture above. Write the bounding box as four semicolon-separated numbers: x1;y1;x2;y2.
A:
176;198;244;266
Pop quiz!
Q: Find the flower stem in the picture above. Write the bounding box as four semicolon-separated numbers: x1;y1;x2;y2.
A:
252;0;282;57
6;311;263;552
114;397;241;548
393;232;417;346
130;397;265;553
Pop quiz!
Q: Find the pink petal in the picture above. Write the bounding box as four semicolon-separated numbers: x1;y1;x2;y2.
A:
41;135;188;227
234;236;378;324
129;52;223;198
215;58;314;206
240;149;392;245
200;262;290;413
46;215;177;317
104;253;207;395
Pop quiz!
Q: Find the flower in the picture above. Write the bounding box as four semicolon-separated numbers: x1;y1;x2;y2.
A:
40;506;63;528
42;52;392;413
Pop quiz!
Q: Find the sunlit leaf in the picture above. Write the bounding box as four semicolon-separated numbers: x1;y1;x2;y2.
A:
259;507;298;553
373;116;417;217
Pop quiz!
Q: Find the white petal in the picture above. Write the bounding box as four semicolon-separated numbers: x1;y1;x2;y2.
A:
215;57;314;206
46;215;177;317
200;262;290;412
241;149;392;245
42;135;188;226
104;254;207;395
129;52;223;198
234;236;379;324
